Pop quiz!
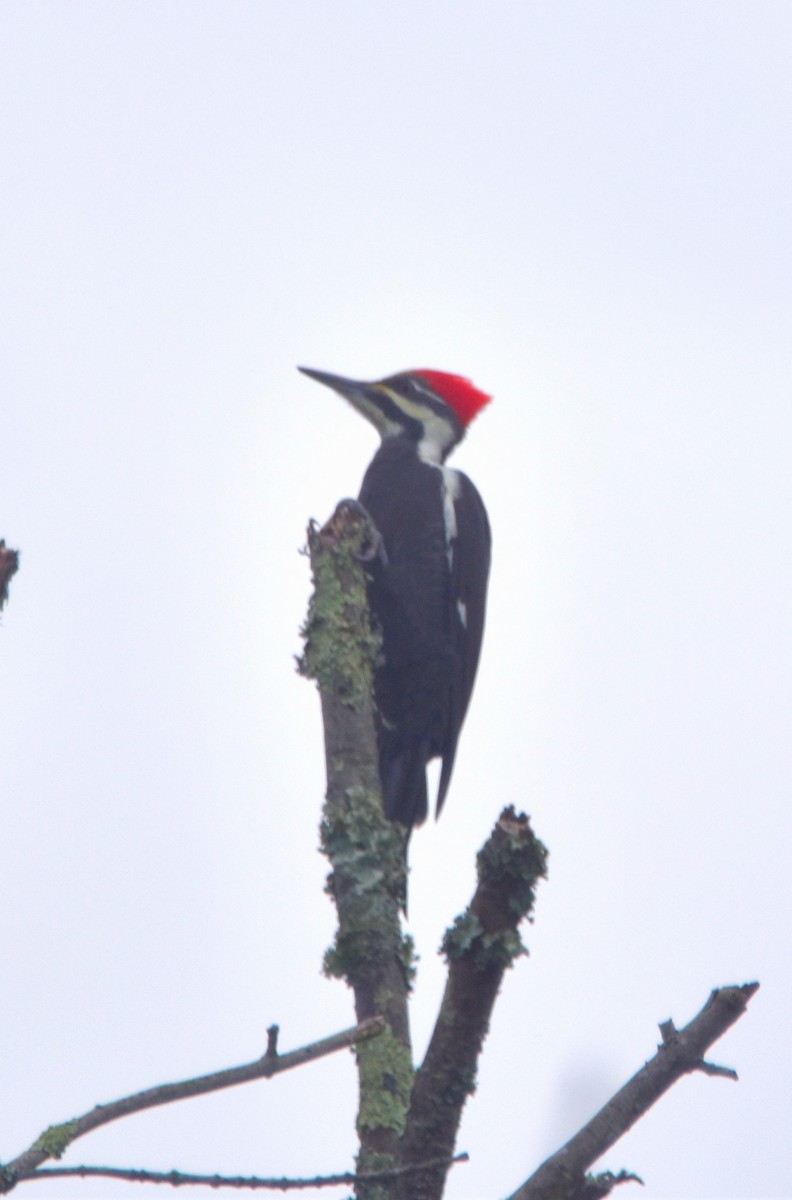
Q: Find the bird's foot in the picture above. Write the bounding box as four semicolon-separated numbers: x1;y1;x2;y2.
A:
331;499;389;565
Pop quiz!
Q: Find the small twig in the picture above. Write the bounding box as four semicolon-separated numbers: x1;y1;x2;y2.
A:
657;1019;676;1043
0;541;20;612
265;1024;280;1058
25;1152;469;1191
0;1018;385;1193
694;1059;739;1080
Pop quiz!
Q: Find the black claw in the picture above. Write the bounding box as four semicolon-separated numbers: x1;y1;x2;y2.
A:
333;499;389;565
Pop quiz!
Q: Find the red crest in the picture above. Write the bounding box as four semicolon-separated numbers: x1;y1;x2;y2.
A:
413;370;492;428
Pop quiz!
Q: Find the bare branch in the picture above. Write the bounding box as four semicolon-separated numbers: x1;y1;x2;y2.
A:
25;1153;469;1191
506;981;760;1200
0;1018;384;1194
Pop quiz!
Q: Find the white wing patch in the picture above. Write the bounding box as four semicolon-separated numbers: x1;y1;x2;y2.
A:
456;599;468;627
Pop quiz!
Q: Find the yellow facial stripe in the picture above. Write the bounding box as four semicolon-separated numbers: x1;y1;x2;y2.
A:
374;384;434;425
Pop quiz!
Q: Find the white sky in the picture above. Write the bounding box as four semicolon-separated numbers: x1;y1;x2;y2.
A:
1;3;790;1198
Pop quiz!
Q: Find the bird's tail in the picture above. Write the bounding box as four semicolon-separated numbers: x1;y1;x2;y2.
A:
381;745;429;830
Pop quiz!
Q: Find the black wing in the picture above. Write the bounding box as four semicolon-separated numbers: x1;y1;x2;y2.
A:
436;468;491;815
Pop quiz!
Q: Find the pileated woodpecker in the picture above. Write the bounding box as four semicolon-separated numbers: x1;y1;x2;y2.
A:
299;366;491;831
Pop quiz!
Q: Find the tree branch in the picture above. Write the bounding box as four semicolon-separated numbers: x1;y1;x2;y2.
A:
0;1018;385;1194
395;807;548;1200
27;1153;469;1191
506;981;760;1200
299;502;413;1195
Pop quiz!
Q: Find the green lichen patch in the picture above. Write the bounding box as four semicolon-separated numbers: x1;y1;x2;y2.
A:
323;910;415;989
321;785;414;987
441;911;483;961
441;914;526;971
441;810;548;971
31;1120;79;1160
355;1024;413;1136
480;927;527;969
322;787;405;892
477;807;549;920
298;520;382;711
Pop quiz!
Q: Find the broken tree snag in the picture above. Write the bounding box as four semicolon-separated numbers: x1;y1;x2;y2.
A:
395;807;548;1200
299;502;413;1197
0;541;20;612
507;981;760;1200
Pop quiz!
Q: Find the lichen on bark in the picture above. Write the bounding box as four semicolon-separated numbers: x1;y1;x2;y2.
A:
301;503;413;1197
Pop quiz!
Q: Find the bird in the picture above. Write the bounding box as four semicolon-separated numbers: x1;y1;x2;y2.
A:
299;365;491;832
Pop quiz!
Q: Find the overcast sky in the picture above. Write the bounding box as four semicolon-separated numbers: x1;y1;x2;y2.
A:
2;3;790;1198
